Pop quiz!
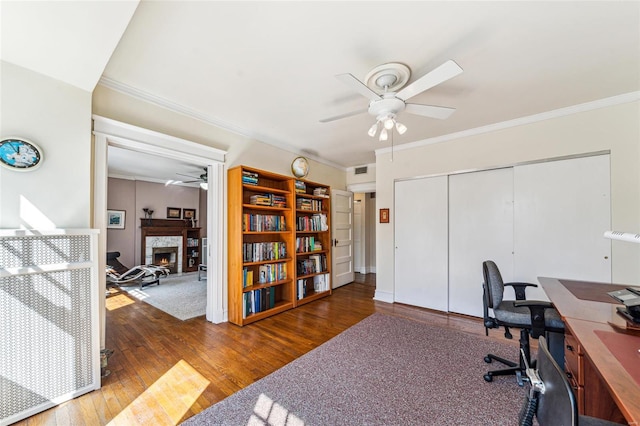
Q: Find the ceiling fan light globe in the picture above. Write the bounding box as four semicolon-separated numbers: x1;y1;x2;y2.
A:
396;122;407;135
379;128;388;141
368;122;378;137
383;117;395;130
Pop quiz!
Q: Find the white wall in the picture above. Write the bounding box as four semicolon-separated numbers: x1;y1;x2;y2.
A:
375;100;640;302
0;61;93;229
92;85;347;189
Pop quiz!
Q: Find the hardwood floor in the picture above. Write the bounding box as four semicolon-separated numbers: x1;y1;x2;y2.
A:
16;274;517;425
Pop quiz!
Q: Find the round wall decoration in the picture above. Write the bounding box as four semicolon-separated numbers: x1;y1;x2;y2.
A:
291;156;309;178
0;137;43;171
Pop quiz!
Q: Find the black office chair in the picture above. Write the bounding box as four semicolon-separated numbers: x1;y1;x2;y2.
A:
519;336;622;426
482;260;565;385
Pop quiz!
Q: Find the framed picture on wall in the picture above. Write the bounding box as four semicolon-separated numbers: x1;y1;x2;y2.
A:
183;208;196;219
107;210;125;229
167;207;181;218
379;208;389;224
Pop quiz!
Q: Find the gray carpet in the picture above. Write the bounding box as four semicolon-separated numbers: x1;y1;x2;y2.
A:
121;272;206;320
182;313;527;425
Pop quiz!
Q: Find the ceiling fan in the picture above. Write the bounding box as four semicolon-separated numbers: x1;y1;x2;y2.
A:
167;167;208;189
320;60;463;141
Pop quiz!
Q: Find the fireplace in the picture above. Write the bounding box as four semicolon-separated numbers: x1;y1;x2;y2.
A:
145;236;183;274
152;246;179;274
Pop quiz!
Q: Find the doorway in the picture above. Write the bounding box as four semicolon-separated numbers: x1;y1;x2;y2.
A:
93;116;226;347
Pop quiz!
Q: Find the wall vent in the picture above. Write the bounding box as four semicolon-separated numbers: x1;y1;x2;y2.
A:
354;166;368;175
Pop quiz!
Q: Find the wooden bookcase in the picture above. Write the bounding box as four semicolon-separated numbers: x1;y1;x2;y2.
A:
294;179;332;306
227;165;332;326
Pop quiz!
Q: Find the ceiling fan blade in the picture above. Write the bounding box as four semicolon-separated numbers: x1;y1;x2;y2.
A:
396;60;463;101
336;73;381;101
319;108;368;123
405;103;456;120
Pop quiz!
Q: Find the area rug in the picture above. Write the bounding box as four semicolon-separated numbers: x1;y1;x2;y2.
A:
121;272;206;320
182;313;527;425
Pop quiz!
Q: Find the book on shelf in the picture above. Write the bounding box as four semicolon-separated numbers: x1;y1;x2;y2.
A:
313;187;329;197
296;213;328;232
296;198;323;211
313;274;330;292
242;214;286;232
297;279;307;300
258;263;287;283
242;268;254;288
296;254;327;275
243;287;277;318
295;180;306;193
243;241;287;262
249;193;287;208
242;170;259;185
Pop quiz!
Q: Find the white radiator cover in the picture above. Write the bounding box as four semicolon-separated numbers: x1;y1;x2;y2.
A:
0;229;100;425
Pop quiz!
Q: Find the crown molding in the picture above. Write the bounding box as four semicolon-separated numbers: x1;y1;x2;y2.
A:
97;76;346;170
375;91;640;157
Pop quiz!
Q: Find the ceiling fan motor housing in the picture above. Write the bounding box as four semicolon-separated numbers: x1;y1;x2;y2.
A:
369;94;406;121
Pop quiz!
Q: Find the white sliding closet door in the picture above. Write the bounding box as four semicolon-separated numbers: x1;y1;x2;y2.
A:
514;155;611;299
394;176;448;311
449;168;515;317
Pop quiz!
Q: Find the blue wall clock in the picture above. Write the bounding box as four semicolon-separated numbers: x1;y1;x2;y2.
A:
0;137;43;171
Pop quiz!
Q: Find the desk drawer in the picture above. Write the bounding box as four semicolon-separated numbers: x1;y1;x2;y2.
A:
564;332;583;386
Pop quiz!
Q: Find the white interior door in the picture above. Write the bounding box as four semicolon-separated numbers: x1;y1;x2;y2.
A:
514;155;612;299
331;189;354;288
394;176;448;311
449;168;515;317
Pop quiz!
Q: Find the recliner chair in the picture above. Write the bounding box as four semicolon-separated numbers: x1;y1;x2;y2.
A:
482;260;565;385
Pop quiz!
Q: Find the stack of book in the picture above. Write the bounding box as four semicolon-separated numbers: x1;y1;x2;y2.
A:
242;171;259;185
271;194;286;208
249;193;287;207
250;194;272;206
297;198;313;210
313;187;329;197
295;180;306;193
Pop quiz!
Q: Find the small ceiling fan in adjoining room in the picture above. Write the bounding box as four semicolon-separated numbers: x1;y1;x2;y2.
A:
320;60;463;141
166;167;208;190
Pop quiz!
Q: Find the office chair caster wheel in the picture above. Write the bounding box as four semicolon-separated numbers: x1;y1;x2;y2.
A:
484;374;493;382
484;356;492;363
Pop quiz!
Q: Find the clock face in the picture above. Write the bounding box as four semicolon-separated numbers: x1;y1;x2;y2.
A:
291;156;309;178
0;138;43;171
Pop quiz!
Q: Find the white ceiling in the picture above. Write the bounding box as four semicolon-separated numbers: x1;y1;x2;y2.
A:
3;1;640;180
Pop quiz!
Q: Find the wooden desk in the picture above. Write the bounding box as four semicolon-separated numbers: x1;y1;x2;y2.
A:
539;277;640;425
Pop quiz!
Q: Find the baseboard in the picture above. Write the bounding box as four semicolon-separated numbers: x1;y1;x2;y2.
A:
373;290;393;303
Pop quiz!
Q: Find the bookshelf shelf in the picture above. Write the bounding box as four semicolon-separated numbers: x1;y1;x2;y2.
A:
228;166;332;326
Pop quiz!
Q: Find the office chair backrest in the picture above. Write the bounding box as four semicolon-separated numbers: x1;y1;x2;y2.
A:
483;260;505;309
536;336;579;426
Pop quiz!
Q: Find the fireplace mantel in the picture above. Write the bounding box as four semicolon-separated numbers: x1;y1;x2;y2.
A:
141;219;201;273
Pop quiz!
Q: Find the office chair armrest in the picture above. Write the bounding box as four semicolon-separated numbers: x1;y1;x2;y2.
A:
513;300;554;309
504;282;538;300
513;300;555;338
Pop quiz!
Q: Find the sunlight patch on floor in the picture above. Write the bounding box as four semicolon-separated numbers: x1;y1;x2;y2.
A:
250;393;304;426
105;293;135;310
108;360;209;425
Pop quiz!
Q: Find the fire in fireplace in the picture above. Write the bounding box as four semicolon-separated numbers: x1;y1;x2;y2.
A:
152;246;179;274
